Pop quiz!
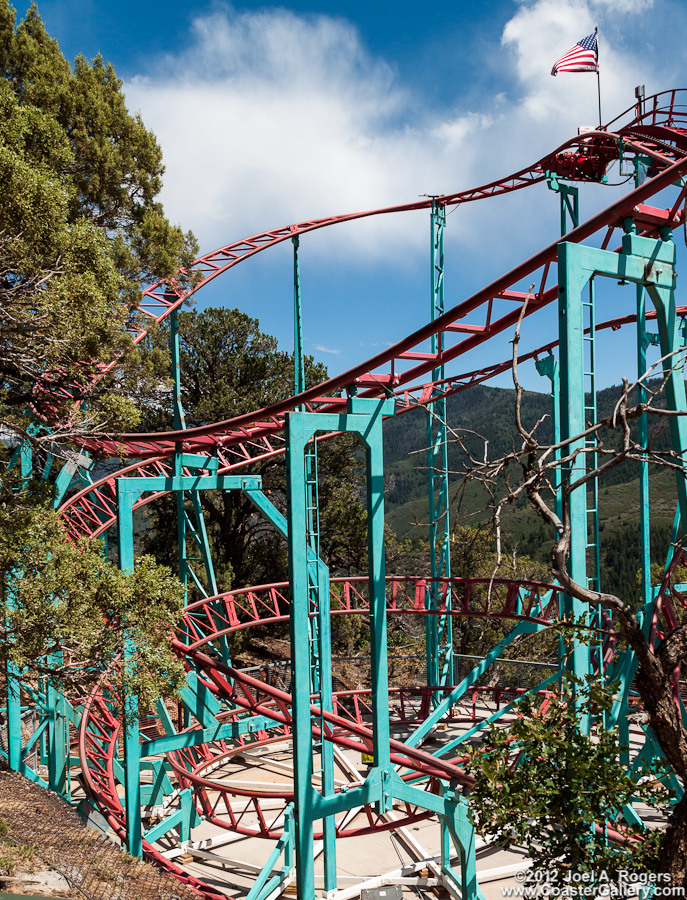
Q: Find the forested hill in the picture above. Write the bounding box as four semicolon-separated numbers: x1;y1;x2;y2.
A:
383;384;553;512
382;381;680;603
384;385;551;510
382;379;676;512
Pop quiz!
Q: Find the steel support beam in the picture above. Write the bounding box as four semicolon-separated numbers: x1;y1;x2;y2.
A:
293;235;305;404
557;231;682;722
286;396;394;900
116;482;143;857
426;200;453;692
557;242;592;700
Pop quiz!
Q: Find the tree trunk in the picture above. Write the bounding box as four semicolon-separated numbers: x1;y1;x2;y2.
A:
660;793;687;885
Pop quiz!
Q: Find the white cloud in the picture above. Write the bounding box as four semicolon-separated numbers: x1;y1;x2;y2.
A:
124;0;670;267
590;0;653;11
125;7;495;258
313;344;341;355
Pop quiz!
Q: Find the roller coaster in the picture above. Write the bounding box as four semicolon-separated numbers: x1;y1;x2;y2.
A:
5;89;687;900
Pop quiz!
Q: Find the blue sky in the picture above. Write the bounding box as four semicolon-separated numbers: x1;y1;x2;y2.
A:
22;0;687;392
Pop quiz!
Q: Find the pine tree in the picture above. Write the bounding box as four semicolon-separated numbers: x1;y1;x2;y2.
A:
0;1;197;446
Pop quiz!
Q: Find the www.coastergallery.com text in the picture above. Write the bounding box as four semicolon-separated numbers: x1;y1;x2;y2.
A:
502;870;684;897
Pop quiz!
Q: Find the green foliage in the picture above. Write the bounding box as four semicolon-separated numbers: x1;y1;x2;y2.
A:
151;307;317;426
0;1;197;438
141;307;371;596
0;2;198;712
0;4;196;287
449;524;552;660
0;474;185;709
451;523;546;583
466;674;667;878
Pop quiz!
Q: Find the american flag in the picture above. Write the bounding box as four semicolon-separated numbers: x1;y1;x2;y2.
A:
551;32;598;76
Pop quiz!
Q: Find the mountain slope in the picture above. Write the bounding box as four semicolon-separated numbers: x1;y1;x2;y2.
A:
382;383;682;604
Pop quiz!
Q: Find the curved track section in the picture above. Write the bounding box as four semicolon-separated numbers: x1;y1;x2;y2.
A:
58;302;687;544
83;157;687;461
76;91;687;462
112;89;687;374
57;92;687;550
179;575;561;642
79;577;562;866
63;90;687;896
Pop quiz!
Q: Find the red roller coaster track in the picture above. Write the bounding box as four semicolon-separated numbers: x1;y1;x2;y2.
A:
61;90;687;897
78;575;563;899
56;94;687;551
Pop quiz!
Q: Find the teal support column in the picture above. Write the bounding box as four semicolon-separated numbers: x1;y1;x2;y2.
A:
557;242;592;705
170;308;186;433
305;441;321;696
285;396;395;900
116;481;142;858
170;309;189;604
46;680;67;795
556;231;681;709
316;554;336;895
540;172;576;529
114;473;259;757
303;433;337;892
444;794;484;900
6;663;21;771
293;235;305;405
547;172;579;235
637;285;652;606
426;199;453;692
244;484;336;887
440;807;451;877
362;400;393;782
286;413;319;900
168;313;219;603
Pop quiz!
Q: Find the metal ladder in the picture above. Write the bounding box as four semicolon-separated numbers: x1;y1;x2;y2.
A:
547;174;601;593
305;439;322;698
583;278;601;594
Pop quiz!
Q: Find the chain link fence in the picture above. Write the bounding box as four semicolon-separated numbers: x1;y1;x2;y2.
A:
0;708;38;769
0;763;197;900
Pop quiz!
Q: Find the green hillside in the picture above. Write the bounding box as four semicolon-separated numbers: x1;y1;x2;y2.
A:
382;383;682;604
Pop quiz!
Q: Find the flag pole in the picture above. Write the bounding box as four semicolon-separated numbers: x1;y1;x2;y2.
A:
596;26;602;128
